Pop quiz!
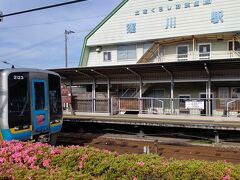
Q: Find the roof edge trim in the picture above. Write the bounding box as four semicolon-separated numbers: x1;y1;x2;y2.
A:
79;0;129;67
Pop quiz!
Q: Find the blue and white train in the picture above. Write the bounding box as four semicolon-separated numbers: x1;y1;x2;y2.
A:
0;68;62;144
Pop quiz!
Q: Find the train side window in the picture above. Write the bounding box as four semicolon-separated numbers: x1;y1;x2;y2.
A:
48;74;62;120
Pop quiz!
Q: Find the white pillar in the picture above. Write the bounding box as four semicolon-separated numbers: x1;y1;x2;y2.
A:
92;79;96;113
171;76;174;114
139;77;143;114
107;78;110;113
205;82;208;116
208;78;212;116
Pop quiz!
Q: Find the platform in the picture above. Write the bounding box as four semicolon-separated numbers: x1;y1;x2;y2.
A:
63;114;240;131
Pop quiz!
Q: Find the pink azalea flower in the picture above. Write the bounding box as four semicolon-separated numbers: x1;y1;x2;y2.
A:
223;175;230;180
0;157;6;163
50;147;62;155
133;176;137;180
27;156;37;164
30;163;35;169
43;159;50;167
137;161;145;167
224;160;227;164
81;154;88;161
79;161;84;169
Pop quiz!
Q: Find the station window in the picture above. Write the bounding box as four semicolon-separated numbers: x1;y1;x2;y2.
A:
103;52;112;61
143;43;152;54
229;41;240;51
117;44;136;60
198;43;211;59
177;45;188;61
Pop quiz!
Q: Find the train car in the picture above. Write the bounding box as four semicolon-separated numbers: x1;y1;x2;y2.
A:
0;68;62;144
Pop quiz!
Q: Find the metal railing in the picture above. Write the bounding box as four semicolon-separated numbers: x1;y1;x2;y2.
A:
116;97;240;117
64;97;240;118
155;51;238;62
199;52;210;60
140;97;164;114
227;99;240;117
71;98;110;113
177;54;188;61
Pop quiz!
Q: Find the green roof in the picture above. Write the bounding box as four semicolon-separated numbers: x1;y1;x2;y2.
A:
79;0;129;67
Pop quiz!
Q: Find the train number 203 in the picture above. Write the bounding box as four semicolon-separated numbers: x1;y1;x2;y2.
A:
13;75;24;80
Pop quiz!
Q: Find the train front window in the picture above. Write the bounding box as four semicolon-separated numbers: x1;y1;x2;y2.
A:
34;82;45;110
48;74;62;121
8;72;31;128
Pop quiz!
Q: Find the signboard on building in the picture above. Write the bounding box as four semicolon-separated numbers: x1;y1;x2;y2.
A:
87;0;240;46
185;100;204;109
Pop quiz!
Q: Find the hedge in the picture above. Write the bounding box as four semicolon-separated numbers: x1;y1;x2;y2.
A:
0;140;239;180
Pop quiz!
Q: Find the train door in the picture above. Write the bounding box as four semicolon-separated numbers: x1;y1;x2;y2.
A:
31;79;49;133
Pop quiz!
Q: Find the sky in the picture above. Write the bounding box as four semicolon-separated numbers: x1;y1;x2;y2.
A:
0;0;121;69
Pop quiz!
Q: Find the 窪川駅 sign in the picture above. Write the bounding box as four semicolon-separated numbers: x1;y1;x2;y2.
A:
134;0;212;16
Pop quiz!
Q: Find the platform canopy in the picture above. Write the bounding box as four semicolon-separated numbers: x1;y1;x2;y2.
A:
51;59;240;85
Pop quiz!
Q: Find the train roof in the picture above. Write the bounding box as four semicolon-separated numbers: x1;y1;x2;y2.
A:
0;68;60;76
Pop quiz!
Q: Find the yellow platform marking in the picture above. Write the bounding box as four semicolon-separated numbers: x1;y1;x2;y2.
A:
63;115;240;127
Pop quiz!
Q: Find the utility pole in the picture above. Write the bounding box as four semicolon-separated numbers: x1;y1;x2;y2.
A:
0;12;3;22
64;30;75;68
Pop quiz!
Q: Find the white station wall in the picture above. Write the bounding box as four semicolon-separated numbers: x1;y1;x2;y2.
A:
87;0;240;46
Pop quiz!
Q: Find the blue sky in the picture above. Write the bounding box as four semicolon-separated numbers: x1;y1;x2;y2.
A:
0;0;121;69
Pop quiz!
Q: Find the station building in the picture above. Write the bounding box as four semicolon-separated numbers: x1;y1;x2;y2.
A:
57;0;240;119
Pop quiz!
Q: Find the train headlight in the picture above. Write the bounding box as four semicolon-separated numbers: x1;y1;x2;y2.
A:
23;125;29;129
55;119;60;123
14;126;20;131
51;119;61;124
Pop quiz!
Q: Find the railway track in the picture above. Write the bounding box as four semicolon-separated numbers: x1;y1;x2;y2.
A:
57;132;240;164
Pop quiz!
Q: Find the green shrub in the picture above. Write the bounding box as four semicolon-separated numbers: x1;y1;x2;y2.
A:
0;141;239;180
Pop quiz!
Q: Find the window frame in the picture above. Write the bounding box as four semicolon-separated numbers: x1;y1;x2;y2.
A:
103;51;112;62
176;44;189;61
198;43;211;60
143;43;153;54
228;41;240;51
117;44;137;61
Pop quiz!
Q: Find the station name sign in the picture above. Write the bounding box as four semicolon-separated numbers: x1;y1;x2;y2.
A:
134;0;212;16
127;0;223;33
